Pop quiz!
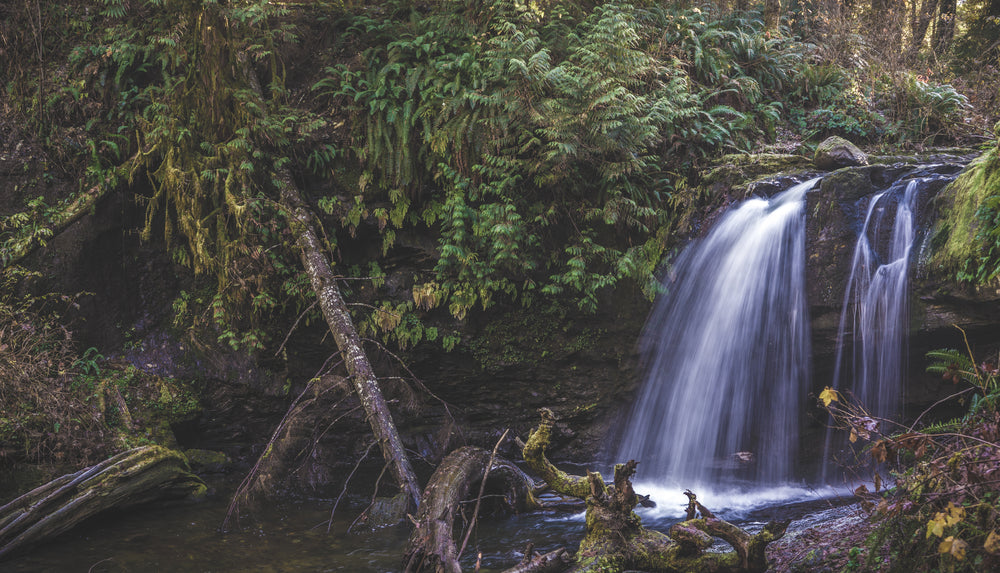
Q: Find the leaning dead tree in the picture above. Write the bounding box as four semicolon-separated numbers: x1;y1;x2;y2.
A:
225;57;422;525
0;446;206;561
519;408;790;573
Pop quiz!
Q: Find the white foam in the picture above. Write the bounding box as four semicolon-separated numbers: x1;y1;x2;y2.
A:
630;480;849;520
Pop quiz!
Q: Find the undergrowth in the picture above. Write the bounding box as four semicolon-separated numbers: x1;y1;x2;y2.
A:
821;327;1000;572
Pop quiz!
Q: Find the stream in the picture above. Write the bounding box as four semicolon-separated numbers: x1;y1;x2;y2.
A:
2;473;856;572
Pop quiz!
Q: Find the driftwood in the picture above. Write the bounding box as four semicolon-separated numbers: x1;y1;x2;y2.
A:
505;546;575;573
403;446;541;573
519;408;789;573
0;446;206;561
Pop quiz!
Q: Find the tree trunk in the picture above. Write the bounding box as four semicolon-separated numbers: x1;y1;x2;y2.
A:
520;409;789;573
236;55;423;516
275;171;422;514
0;446;205;561
403;446;541;573
932;0;956;51
909;0;939;57
763;0;781;33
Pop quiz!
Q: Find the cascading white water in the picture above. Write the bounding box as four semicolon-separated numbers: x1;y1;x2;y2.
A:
615;178;818;494
824;179;920;478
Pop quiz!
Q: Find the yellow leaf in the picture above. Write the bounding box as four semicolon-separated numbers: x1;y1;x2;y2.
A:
927;512;947;538
984;530;1000;555
939;535;954;554
819;386;839;407
952;538;968;560
945;502;965;526
849;428;858;443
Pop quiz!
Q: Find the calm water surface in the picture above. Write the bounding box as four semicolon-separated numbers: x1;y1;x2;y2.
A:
3;483;853;572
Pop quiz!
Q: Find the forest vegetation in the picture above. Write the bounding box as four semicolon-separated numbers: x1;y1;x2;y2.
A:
1;0;999;571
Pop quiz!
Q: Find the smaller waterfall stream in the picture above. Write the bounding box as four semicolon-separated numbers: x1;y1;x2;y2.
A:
823;179;921;480
615;178;818;497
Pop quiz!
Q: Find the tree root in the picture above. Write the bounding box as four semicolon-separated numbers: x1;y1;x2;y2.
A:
403;446;540;573
519;408;790;573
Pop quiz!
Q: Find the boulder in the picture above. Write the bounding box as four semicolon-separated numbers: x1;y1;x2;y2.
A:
814;136;869;170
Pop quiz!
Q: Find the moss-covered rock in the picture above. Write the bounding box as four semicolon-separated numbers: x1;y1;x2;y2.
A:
926;145;1000;286
814;136;868;170
702;153;813;195
183;449;230;473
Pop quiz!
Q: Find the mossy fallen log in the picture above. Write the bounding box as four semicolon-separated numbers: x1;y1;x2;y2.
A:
520;408;789;573
403;446;541;573
0;445;206;561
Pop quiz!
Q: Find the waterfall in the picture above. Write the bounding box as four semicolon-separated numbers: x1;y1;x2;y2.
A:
615;178;818;492
824;179;920;479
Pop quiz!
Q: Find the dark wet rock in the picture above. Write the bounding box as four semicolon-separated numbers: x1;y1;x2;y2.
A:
814;136;869;170
183;449;231;473
802;157;1000;412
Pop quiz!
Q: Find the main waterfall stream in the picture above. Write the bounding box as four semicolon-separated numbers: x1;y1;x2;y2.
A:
614;178;821;512
613;166;965;516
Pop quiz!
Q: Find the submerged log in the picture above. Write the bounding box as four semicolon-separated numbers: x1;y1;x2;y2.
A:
504;546;575;573
403;446;541;573
0;446;206;561
520;409;789;573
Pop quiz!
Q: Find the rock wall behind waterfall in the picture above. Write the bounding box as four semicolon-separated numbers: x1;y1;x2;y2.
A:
804;157;1000;414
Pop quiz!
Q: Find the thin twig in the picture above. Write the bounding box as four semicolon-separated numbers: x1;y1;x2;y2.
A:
274;300;318;357
88;558;113;573
907;387;975;432
222;377;320;531
457;428;510;561
362;336;460;429
327;440;378;533
349;461;390;533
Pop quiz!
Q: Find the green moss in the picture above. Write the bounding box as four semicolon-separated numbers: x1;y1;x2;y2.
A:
468;305;602;372
702;153;813;191
928;145;1000;284
183;449;229;472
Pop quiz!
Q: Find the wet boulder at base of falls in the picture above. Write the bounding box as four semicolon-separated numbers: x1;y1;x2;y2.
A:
814;136;869;170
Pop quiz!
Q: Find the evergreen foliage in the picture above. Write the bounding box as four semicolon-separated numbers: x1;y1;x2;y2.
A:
0;0;996;350
314;1;816;314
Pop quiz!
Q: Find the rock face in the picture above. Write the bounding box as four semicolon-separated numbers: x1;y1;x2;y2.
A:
814;136;869;170
802;158;998;409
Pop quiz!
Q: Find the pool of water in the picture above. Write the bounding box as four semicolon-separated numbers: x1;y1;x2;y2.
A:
1;481;856;572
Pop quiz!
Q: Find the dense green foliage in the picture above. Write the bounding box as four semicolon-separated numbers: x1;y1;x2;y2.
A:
2;0;995;333
0;0;998;468
313;2;817;315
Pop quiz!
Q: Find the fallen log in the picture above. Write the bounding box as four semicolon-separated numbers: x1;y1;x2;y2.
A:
0;445;206;561
403;446;541;573
519;408;789;573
